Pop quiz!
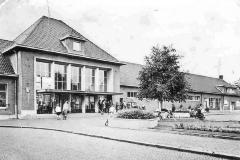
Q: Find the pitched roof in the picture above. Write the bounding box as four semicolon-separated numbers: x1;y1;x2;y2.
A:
120;61;236;95
185;73;232;94
6;16;120;63
0;39;15;75
120;61;143;87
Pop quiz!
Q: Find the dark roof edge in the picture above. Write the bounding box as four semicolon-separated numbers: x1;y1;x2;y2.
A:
188;91;240;97
3;44;125;66
120;61;143;66
0;74;18;78
120;84;139;88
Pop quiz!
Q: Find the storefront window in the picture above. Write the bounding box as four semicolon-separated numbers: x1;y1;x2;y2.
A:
71;95;82;113
0;84;7;108
36;94;52;114
55;64;67;90
36;61;51;89
85;96;95;113
99;70;107;92
71;66;81;90
85;68;95;91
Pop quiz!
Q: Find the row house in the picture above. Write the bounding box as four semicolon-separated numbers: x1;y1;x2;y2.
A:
120;61;240;111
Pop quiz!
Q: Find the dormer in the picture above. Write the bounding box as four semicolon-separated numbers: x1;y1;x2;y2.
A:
216;85;225;93
60;34;86;55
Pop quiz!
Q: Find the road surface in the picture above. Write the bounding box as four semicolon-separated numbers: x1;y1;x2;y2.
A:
0;127;228;160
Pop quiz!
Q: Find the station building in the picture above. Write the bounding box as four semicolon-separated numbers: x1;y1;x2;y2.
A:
0;16;123;117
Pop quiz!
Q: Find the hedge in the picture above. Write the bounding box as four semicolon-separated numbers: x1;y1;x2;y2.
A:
117;109;156;119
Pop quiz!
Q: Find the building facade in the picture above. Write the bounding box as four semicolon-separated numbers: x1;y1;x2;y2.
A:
120;61;240;111
0;16;123;117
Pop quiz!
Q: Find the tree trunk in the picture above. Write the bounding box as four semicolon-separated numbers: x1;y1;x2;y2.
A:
158;101;163;111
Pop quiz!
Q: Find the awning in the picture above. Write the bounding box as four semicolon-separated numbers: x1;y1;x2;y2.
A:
37;89;123;95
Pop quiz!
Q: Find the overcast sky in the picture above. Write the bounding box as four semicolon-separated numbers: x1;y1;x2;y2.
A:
0;0;240;83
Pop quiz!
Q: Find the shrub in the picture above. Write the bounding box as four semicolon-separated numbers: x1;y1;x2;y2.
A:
117;109;156;119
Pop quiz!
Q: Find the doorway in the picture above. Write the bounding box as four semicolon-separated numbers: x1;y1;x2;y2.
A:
85;95;95;113
55;93;69;110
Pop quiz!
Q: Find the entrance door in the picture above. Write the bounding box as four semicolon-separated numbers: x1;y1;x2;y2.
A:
37;94;52;114
230;102;236;111
55;94;69;110
86;96;95;113
71;94;82;113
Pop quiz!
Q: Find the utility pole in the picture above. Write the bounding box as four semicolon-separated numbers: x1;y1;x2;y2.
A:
46;0;51;18
217;58;222;76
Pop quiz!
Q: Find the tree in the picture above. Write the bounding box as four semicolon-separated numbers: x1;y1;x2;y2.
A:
138;45;189;110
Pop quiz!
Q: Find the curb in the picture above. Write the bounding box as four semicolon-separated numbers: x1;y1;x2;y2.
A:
1;125;240;159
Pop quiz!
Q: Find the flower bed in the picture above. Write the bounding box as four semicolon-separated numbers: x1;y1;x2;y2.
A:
117;109;156;119
175;123;240;134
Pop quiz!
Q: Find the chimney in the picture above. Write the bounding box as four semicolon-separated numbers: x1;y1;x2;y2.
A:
219;75;223;80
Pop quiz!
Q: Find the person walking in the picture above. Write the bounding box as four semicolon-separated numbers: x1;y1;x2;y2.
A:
62;101;69;120
55;105;61;120
105;102;115;126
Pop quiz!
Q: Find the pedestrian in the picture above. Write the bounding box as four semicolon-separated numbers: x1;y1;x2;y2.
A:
105;103;115;126
98;99;103;113
55;104;61;120
102;99;106;113
115;102;119;112
62;101;69;120
105;100;110;113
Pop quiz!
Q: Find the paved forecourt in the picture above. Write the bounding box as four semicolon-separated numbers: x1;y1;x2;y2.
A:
0;114;239;159
0;127;229;160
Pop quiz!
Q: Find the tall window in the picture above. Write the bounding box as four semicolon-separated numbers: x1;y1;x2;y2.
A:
55;64;67;90
71;66;81;90
36;61;51;89
99;70;108;92
85;68;95;91
0;84;7;108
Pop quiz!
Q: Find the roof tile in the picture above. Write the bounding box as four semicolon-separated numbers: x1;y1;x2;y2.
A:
0;39;15;74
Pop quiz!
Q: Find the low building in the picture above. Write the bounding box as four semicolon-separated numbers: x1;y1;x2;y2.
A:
120;61;240;111
0;16;123;117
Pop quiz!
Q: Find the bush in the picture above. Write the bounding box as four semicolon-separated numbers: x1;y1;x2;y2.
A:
117;109;156;119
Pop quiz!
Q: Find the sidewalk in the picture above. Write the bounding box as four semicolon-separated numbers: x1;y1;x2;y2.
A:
0;115;239;159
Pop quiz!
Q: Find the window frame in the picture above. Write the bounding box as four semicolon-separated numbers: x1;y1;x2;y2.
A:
0;83;8;109
71;66;82;91
99;70;108;92
55;63;67;90
73;41;82;51
85;68;95;91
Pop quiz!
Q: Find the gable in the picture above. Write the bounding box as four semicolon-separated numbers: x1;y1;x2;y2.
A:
11;16;119;63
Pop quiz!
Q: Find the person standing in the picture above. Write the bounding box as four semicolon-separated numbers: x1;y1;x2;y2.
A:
55;105;61;120
62;101;69;120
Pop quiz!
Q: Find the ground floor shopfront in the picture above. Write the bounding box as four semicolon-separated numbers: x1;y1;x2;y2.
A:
36;90;119;114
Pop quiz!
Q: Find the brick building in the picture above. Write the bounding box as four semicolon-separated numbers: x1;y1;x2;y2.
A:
0;16;123;117
120;61;240;111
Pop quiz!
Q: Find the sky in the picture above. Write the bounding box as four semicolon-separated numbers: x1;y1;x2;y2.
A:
0;0;240;83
